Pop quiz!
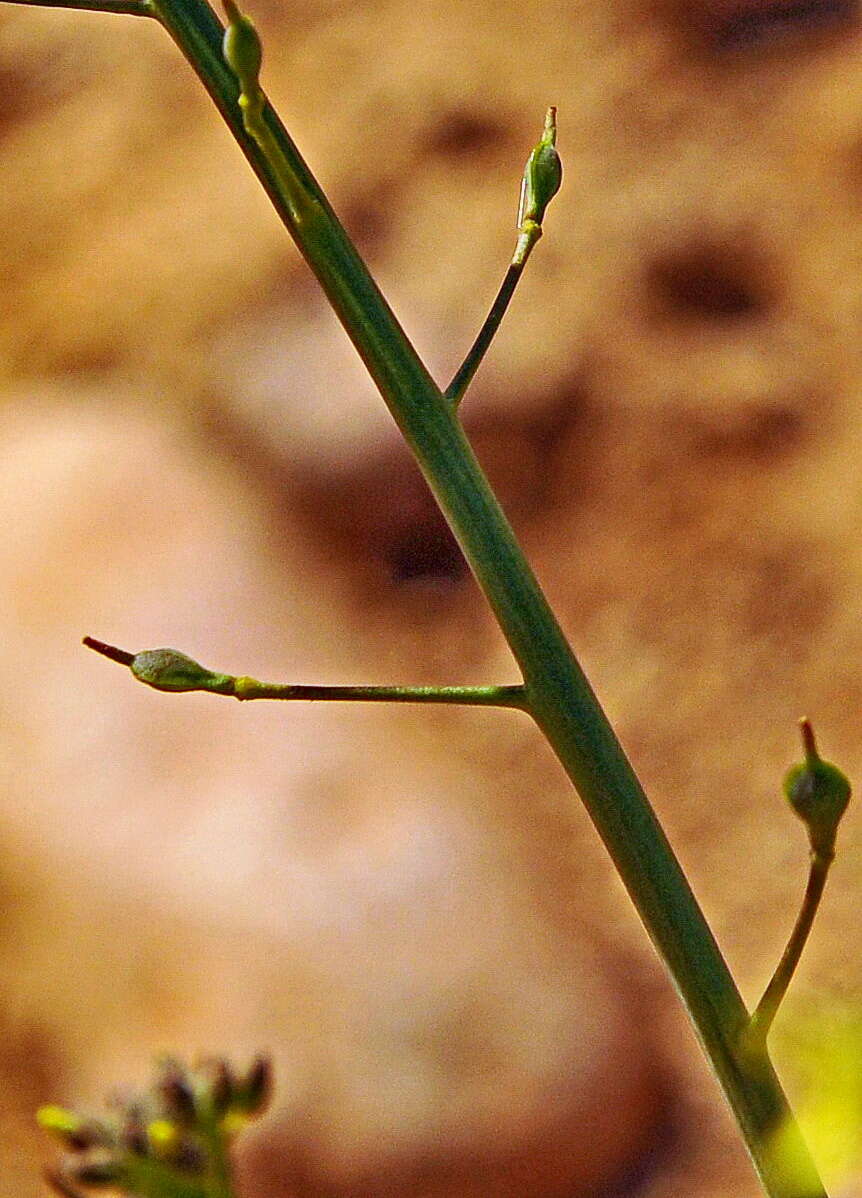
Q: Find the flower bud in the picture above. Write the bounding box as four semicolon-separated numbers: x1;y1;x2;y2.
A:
233;1055;272;1116
146;1118;180;1159
157;1060;197;1125
37;1107;110;1152
517;106;562;229
223;0;263;97
783;719;851;859
204;1058;235;1117
130;649;228;693
119;1113;148;1156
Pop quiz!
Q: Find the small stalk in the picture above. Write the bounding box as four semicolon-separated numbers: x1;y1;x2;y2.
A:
445;263;524;406
194;1103;233;1198
750;853;833;1048
749;720;851;1049
446;107;561;407
83;637;528;709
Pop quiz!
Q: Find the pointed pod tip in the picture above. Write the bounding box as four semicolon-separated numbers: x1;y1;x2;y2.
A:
83;637;135;668
799;716;820;764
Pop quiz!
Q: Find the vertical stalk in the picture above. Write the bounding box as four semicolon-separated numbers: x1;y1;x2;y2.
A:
122;1;825;1191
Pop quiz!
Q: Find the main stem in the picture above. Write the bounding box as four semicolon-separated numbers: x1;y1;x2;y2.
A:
138;1;822;1191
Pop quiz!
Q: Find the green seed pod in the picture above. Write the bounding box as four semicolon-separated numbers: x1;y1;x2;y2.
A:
783;719;851;859
222;0;263;97
518;106;562;229
131;648;228;693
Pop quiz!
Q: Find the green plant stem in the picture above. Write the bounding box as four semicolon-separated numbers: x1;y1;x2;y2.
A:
32;0;827;1191
196;1105;233;1198
750;852;833;1048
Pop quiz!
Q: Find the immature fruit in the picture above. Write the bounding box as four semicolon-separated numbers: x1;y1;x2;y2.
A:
131;648;227;693
783;719;851;859
518;106;562;229
222;0;263;97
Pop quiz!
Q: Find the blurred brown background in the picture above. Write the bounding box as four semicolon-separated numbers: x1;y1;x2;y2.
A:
1;0;862;1194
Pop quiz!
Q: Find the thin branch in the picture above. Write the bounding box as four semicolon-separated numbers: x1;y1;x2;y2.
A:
747;718;851;1048
445;262;525;406
446;107;561;407
83;638;528;710
2;0;153;16
749;851;833;1047
228;682;528;708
